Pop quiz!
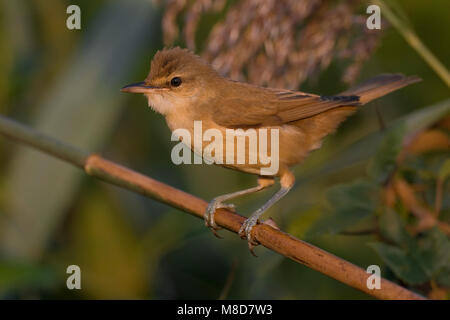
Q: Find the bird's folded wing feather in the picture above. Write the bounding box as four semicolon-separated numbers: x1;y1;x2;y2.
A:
212;87;361;127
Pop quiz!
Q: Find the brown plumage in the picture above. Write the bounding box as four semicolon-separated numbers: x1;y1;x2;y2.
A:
121;47;421;251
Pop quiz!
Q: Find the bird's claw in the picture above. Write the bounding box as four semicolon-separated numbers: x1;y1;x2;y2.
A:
204;200;236;238
238;217;260;256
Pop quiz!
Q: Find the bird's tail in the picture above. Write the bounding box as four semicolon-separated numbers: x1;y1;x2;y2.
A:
340;73;422;105
297;74;422;150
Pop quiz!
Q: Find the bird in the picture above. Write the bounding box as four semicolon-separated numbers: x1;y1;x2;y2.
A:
121;47;421;253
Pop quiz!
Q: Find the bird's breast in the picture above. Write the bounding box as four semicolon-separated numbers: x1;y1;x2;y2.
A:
165;111;310;176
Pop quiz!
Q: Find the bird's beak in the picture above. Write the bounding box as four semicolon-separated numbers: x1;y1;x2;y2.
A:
120;81;159;93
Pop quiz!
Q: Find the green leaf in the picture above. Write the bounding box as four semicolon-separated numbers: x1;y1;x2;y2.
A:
367;124;406;183
307;179;379;236
370;228;450;286
379;208;413;247
436;265;450;287
413;228;450;279
369;242;429;285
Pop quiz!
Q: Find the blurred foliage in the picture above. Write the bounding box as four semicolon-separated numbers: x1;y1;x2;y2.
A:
0;0;448;300
66;189;149;299
307;99;450;295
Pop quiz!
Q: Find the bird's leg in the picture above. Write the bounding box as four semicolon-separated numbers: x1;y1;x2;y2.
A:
239;170;295;254
205;177;275;237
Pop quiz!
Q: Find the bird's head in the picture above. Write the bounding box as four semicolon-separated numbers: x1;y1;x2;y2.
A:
121;47;221;115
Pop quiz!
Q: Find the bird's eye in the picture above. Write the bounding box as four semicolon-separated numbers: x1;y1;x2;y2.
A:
170;77;182;87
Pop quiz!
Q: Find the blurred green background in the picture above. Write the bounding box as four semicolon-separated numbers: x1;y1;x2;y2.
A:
0;0;448;299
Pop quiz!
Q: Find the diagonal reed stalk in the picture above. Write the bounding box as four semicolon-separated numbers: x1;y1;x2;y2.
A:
375;0;450;88
0;114;426;300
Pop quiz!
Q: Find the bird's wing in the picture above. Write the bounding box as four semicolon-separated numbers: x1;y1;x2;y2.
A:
212;74;421;127
212;86;361;127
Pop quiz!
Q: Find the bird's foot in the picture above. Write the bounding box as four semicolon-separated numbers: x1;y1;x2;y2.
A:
218;202;236;212
238;216;260;256
204;200;236;238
